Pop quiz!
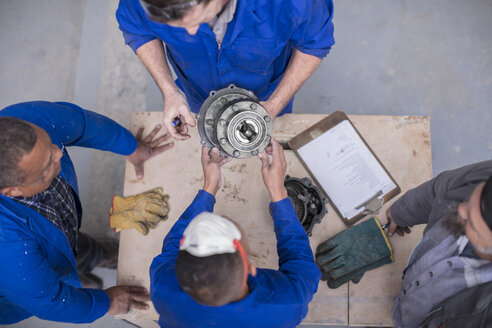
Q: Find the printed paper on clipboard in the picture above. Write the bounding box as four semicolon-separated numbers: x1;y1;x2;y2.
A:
289;111;400;226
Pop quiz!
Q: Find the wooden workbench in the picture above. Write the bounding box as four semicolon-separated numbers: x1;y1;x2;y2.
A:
117;112;432;326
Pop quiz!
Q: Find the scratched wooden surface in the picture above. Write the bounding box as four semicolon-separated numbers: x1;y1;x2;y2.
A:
116;112;431;326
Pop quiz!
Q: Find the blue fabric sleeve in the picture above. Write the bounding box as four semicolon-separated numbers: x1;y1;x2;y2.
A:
0;101;137;155
116;0;158;52
0;235;109;323
270;198;321;303
289;0;335;58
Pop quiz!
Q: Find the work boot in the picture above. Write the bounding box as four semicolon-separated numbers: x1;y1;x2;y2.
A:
96;239;119;269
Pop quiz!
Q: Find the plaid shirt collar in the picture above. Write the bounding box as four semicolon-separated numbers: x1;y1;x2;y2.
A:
9;175;79;255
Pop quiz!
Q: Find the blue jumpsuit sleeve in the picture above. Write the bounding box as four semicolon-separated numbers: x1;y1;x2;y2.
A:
0;234;109;323
270;198;321;303
0;101;137;155
116;0;158;52
289;0;335;58
151;190;215;273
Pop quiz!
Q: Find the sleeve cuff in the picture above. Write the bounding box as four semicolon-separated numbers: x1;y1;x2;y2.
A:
389;201;408;227
296;46;333;58
270;197;297;220
196;190;216;211
122;135;138;156
128;36;158;53
86;288;111;320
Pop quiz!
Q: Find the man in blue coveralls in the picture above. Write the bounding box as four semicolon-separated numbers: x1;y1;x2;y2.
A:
0;101;173;324
149;139;321;327
116;0;335;140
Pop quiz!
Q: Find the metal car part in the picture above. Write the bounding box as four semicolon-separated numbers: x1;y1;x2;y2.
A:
197;84;273;158
284;175;328;236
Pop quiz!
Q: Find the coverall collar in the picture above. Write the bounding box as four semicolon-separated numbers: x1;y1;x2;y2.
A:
222;0;260;46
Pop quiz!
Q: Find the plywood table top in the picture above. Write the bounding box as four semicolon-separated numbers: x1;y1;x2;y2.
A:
117;112;431;326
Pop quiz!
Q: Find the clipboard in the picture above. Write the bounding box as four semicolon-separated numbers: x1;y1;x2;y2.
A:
288;111;400;226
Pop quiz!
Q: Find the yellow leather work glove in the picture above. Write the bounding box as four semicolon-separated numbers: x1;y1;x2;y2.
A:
109;187;169;235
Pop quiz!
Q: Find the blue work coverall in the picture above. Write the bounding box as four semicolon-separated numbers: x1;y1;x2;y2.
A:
116;0;335;114
149;190;321;328
0;102;137;324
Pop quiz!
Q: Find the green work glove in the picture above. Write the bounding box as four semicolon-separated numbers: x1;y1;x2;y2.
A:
316;217;394;289
109;187;169;235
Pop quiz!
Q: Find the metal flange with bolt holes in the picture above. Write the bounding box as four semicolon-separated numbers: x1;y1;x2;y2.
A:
197;84;273;159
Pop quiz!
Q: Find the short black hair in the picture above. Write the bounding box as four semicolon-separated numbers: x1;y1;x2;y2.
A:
0;117;37;189
140;0;212;23
481;174;492;230
175;249;243;306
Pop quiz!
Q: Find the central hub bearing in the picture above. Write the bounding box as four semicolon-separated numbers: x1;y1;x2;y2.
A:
197;84;273;159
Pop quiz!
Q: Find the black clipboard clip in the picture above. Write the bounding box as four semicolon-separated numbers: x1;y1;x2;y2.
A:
355;190;384;216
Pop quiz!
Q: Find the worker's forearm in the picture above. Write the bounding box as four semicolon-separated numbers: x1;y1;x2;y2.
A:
270;199;321;291
266;49;322;117
136;39;180;98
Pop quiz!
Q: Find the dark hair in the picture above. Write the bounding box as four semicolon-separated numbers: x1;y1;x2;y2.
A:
481;174;492;230
175;249;243;306
0;117;37;188
140;0;211;23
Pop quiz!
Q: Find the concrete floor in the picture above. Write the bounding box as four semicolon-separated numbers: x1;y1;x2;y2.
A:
1;0;491;327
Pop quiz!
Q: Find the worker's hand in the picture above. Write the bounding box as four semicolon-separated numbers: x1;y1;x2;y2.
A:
109;188;169;235
386;207;411;237
201;147;230;196
163;91;196;140
127;125;174;180
258;139;288;202
105;286;150;315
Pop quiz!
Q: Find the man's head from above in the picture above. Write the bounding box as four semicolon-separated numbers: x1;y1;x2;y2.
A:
140;0;228;35
443;175;492;259
0;117;62;197
175;212;256;306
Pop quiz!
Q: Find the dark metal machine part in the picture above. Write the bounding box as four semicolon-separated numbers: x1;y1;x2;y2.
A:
197;84;273;159
285;175;328;236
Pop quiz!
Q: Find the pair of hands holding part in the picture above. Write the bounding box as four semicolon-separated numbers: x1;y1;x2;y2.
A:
162;91;279;141
125;125;289;220
201;138;288;202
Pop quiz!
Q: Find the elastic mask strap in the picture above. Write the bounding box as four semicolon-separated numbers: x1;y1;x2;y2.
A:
233;239;248;291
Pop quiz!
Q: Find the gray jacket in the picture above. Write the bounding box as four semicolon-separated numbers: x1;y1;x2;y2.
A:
417;281;492;328
390;160;492;328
